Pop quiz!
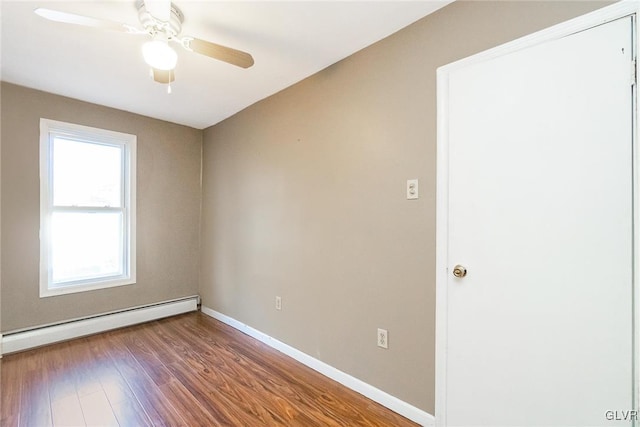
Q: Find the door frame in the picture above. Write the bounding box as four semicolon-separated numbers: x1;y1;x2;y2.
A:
435;2;640;425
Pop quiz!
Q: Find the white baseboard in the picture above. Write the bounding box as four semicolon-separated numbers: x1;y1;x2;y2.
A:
201;305;435;427
1;296;199;355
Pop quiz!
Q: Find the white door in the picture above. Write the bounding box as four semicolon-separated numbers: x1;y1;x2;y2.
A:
439;15;634;427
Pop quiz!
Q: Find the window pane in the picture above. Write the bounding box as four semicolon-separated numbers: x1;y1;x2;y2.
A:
51;212;124;285
53;138;122;207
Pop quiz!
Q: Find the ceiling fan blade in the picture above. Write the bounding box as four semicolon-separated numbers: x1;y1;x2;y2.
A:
181;37;254;69
143;0;171;22
152;68;175;84
34;8;143;34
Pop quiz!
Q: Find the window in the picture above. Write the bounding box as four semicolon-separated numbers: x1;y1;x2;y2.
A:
39;119;136;297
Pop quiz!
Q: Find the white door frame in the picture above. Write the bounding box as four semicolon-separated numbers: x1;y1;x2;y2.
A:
435;2;640;425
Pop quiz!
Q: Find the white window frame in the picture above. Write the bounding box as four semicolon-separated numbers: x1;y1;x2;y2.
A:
39;118;137;297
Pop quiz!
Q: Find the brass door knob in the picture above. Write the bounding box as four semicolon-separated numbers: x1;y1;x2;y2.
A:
453;265;467;278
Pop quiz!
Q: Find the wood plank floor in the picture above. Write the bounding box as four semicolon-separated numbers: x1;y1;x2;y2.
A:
0;311;419;426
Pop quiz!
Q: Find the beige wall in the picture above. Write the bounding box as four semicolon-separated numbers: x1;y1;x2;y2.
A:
200;1;610;413
1;82;202;332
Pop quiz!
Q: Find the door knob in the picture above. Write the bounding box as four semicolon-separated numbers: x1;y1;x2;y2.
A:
453;265;467;278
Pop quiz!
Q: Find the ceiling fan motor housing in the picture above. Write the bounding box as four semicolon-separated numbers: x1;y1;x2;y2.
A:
136;1;184;40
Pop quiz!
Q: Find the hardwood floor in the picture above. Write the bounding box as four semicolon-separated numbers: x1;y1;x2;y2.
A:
0;312;419;426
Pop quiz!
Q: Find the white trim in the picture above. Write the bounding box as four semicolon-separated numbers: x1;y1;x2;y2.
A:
632;11;640;420
200;306;435;427
0;296;198;355
434;62;450;427
439;1;639;75
38;118;137;297
435;2;640;426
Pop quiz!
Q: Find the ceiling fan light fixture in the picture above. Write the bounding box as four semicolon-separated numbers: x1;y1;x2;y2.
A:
142;37;177;70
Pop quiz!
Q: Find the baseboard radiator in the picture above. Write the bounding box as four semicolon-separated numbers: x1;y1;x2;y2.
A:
0;296;199;356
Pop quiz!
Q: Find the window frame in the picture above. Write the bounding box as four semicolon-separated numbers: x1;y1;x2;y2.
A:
39;118;137;297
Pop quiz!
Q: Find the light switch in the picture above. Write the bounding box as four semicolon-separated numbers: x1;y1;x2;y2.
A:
407;179;418;200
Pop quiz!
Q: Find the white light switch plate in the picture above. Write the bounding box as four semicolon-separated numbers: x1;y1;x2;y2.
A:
407;179;418;200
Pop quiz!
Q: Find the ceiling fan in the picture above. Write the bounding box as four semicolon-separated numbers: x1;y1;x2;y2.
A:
34;0;254;92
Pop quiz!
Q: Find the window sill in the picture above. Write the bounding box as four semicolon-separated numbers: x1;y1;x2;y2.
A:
39;277;136;298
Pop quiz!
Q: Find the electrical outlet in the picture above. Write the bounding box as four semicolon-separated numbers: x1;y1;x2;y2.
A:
377;328;388;349
275;296;282;311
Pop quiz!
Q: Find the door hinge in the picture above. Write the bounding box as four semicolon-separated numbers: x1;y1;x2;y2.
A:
632;59;637;86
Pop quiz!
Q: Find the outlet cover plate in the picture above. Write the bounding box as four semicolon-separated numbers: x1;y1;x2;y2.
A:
377;328;388;349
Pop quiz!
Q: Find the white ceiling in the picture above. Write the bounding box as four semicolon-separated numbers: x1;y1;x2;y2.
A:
1;1;451;129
